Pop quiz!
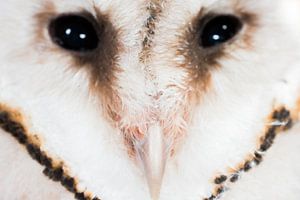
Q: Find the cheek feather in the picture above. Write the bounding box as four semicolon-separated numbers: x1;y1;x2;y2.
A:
35;2;124;137
0;105;100;200
34;2;57;45
204;106;296;200
175;9;258;101
35;2;122;113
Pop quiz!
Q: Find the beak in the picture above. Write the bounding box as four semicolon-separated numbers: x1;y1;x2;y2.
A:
135;123;168;200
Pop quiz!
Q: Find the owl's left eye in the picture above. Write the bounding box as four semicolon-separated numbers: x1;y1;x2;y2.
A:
49;14;100;52
200;15;243;48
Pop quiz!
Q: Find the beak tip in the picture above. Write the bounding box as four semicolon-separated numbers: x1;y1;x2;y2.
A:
135;123;167;200
137;148;165;200
149;182;162;200
145;164;165;200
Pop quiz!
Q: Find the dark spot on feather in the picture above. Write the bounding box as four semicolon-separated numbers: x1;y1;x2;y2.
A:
229;174;239;183
243;161;252;172
214;175;227;184
75;192;86;200
62;176;76;192
140;0;165;63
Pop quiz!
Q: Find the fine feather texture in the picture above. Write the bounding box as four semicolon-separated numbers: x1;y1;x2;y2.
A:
0;0;300;200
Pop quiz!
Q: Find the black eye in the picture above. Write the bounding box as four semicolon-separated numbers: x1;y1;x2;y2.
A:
200;15;243;48
49;15;99;52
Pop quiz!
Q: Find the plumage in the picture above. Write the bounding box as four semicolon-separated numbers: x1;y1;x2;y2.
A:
0;0;300;200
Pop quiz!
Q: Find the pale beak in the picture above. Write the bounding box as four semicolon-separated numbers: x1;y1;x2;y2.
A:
135;123;168;200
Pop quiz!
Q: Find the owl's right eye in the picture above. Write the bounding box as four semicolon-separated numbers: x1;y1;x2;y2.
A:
49;14;100;52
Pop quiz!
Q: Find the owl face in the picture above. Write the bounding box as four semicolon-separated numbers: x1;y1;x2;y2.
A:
0;0;300;200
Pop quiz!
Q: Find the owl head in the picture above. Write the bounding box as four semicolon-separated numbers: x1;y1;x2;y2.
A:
0;0;300;200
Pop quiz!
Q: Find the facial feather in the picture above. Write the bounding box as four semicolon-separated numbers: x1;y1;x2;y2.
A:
0;0;300;200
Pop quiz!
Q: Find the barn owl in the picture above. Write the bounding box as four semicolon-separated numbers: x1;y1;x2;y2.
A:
0;0;300;200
